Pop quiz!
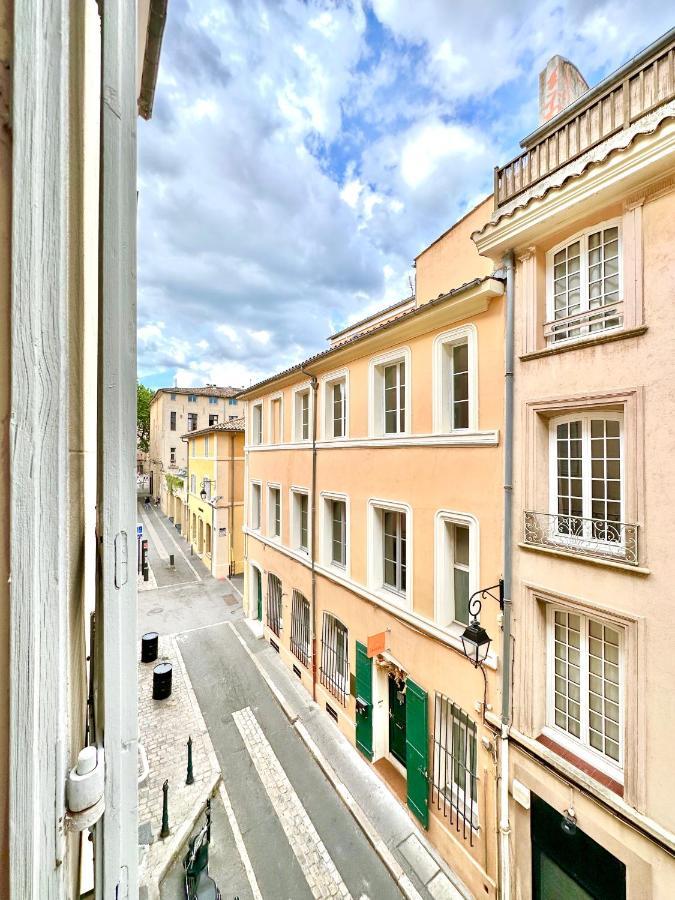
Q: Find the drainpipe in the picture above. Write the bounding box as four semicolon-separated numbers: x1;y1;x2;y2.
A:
229;432;235;577
302;368;319;703
181;434;190;542
500;250;515;900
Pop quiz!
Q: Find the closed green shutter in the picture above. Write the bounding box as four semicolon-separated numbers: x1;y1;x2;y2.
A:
355;641;373;760
406;678;429;828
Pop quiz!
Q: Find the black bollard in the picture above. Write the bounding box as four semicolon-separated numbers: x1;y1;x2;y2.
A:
186;735;194;785
153;662;173;700
169;553;175;568
141;632;158;663
160;779;170;838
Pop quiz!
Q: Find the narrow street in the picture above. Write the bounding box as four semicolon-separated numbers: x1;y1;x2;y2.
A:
137;499;404;900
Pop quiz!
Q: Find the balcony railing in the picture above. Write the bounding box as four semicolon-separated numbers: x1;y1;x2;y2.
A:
495;34;675;208
543;301;623;344
524;510;638;565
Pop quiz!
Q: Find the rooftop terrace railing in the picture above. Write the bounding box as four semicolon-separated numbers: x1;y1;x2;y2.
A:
495;36;675;208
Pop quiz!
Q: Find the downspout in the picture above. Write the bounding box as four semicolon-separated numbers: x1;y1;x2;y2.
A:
181;435;189;544
229;432;235;576
302;368;319;703
500;250;515;900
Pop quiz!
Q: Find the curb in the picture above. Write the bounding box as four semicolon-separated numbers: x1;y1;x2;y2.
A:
228;622;425;900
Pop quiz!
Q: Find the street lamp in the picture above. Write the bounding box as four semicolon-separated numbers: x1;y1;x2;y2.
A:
200;478;215;502
460;579;504;668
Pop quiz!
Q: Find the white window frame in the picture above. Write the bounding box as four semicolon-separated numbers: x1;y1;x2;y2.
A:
322;368;349;440
190;474;196;495
548;411;625;553
250;481;262;531
545;218;623;346
250;401;263;446
292;383;312;443
290;486;311;555
320;491;350;574
432;324;478;433
267;483;282;541
368;347;411;437
545;604;625;778
268;391;285;444
434;510;479;631
367;499;412;609
203;435;209;457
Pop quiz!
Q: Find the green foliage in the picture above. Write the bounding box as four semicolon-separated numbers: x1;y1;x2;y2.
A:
137;382;154;452
165;473;184;495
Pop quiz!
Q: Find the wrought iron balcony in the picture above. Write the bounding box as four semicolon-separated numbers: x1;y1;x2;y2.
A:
523;510;638;565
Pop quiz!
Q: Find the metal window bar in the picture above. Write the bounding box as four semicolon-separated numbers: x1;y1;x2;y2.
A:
320;613;349;706
290;590;310;668
431;692;478;845
267;573;282;637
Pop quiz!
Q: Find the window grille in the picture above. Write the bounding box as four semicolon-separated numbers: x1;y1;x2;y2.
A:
431;692;478;844
320;613;348;705
290;590;310;668
267;573;282;637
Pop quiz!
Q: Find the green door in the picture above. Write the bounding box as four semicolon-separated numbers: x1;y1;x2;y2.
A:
405;678;429;828
355;641;373;760
388;675;407;767
256;569;262;621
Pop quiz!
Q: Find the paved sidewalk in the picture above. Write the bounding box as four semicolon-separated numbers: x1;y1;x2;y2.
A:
138;634;220;899
234;620;472;900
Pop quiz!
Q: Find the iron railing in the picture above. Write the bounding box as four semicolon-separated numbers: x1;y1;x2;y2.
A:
543;301;623;344
320;613;349;706
290;590;310;668
431;692;478;845
267;573;282;636
495;35;675;207
524;510;638;565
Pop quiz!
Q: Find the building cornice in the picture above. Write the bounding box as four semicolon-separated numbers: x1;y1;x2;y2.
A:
245;430;499;453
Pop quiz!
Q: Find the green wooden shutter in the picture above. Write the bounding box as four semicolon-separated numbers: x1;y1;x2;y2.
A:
355;641;373;760
406;678;429;828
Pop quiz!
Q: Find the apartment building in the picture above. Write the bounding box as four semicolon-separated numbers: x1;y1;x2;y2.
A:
474;30;675;899
240;200;509;898
149;385;241;510
183;419;246;578
2;1;166;896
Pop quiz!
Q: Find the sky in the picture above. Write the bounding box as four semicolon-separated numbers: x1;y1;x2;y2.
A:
137;0;672;391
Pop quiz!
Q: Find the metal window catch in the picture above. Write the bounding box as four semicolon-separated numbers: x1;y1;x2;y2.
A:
66;746;105;831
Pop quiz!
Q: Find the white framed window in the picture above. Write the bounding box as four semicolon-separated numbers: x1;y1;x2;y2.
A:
320;612;349;705
434;511;479;629
187;412;198;432
291;488;310;554
433;325;478;433
190;474;196;495
369;347;411;437
546;220;622;344
322;369;349;440
293;385;312;442
203;435;210;456
546;606;623;772
269;392;284;444
251;401;263;445
549;412;624;550
432;693;479;830
267;484;281;540
290;591;311;667
169;447;176;465
368;500;412;607
321;492;349;574
250;482;261;530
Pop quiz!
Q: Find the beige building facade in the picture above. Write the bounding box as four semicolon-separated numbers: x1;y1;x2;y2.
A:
474;28;675;900
240;200;509;899
149;385;242;510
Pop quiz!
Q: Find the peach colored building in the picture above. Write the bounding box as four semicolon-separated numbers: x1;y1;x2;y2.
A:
149;384;242;512
474;29;675;900
239;199;509;898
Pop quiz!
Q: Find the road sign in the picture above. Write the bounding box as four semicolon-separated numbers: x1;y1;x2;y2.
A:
137;523;143;538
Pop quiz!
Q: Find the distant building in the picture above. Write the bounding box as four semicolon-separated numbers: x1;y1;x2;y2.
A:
149;385;242;511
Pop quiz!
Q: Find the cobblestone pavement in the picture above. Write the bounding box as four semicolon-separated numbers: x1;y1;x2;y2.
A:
233;706;351;900
138;633;220;896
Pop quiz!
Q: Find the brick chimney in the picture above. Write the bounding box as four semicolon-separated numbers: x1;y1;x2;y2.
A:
539;55;589;124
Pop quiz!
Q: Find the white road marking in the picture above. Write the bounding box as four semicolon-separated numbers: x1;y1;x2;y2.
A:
138;504;170;561
218;780;264;900
232;706;352;900
148;504;203;582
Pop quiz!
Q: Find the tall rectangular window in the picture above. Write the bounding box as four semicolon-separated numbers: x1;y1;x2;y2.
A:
383;509;406;594
271;397;282;443
332;382;345;438
384;361;405;435
188;413;198;431
320;613;349;705
190;474;196;494
290;591;310;668
450;343;469;429
432;692;478;840
331;500;346;567
169;447;176;465
251;403;263;445
203;436;209;456
300;494;308;551
292;490;309;552
548;608;622;767
268;487;281;539
250;483;261;530
295;389;310;441
267;573;282;636
170;410;176;431
451;524;470;625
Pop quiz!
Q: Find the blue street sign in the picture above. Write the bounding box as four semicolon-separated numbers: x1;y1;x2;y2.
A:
137;523;143;538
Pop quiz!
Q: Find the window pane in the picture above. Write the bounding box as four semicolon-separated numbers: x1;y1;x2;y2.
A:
454;525;470;566
453;567;470;625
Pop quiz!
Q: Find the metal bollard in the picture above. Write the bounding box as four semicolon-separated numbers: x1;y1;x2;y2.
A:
186;735;194;785
169;553;175;568
160;779;170;838
143;567;149;582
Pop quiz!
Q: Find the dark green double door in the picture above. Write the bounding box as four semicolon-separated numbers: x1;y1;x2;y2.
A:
355;642;429;828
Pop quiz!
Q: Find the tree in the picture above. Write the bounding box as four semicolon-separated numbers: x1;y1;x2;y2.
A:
137;382;154;452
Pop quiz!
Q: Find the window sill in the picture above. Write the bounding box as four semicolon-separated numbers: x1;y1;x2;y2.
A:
537;732;624;797
518;541;650;575
520;325;647;360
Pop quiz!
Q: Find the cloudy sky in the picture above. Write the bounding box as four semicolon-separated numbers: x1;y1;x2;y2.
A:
137;0;672;390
